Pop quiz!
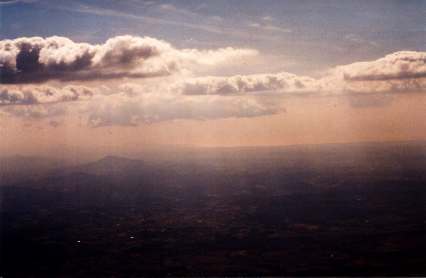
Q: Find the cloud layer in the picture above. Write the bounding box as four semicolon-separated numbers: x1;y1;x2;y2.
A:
1;35;426;126
87;93;282;127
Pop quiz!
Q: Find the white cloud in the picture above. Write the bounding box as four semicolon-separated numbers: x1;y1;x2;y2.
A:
0;85;95;105
336;51;426;81
173;73;319;95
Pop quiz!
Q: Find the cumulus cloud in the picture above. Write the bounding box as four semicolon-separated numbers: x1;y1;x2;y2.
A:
336;51;426;81
312;51;426;95
169;50;426;96
0;35;257;83
0;85;95;105
173;72;319;95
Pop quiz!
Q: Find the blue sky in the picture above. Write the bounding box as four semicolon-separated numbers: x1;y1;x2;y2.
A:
2;0;426;74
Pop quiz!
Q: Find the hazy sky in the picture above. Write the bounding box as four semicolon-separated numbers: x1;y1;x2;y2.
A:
1;0;426;157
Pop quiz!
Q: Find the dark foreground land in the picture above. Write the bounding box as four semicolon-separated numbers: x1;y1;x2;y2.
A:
1;142;426;276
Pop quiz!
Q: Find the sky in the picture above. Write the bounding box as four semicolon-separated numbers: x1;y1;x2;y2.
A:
1;0;426;158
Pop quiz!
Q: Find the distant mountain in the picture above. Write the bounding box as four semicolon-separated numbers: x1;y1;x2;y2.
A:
0;155;67;185
73;155;146;177
3;141;426;192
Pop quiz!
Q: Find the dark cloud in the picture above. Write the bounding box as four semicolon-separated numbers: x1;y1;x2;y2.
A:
0;35;256;83
0;36;170;83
